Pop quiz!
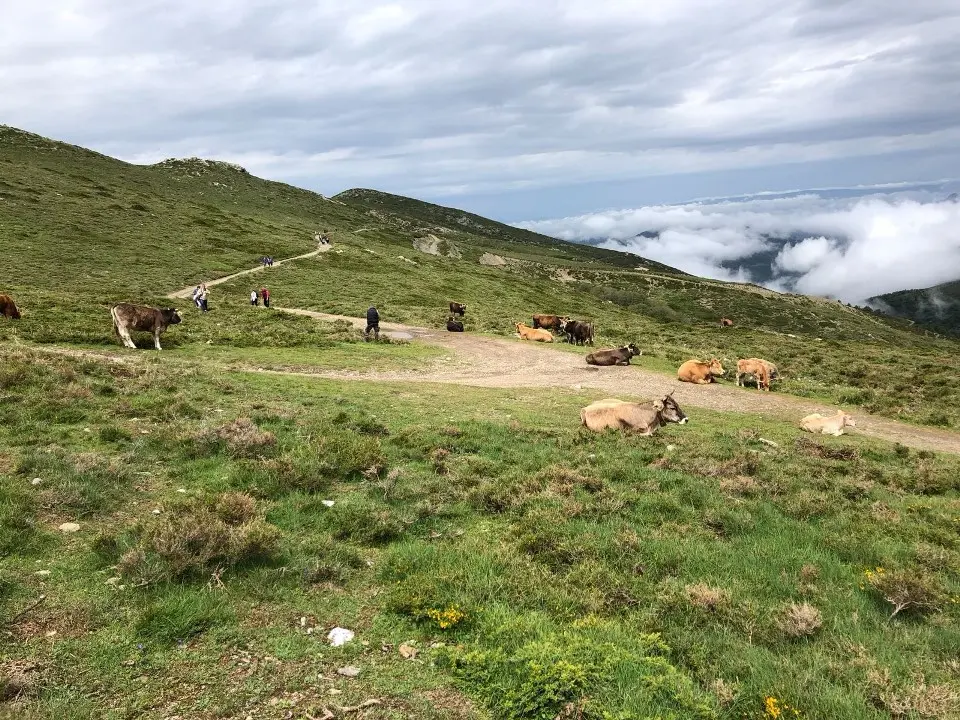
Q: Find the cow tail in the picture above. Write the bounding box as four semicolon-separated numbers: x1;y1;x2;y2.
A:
110;306;120;336
579;408;588;426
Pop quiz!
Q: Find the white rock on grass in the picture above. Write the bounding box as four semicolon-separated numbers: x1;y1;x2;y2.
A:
321;500;335;508
58;522;81;533
31;478;43;486
327;627;354;646
337;666;361;678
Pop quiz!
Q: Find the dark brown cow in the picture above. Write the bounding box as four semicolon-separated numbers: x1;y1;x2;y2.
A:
561;318;594;345
0;294;21;319
111;303;182;350
532;314;568;331
586;343;641;366
446;316;464;332
449;301;467;317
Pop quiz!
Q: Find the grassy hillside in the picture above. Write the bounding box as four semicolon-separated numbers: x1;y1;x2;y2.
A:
2;127;960;719
870;280;960;337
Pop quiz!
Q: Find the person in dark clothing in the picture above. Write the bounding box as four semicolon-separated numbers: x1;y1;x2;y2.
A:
261;287;270;308
364;306;380;341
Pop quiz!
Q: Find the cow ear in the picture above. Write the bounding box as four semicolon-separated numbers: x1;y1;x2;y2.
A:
653;399;664;410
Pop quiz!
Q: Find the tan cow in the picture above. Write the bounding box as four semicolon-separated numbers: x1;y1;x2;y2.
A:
580;395;688;436
677;358;725;384
736;358;772;391
800;411;856;436
515;322;553;342
719;317;734;328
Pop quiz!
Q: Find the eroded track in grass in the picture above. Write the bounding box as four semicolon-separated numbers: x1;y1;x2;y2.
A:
253;309;960;455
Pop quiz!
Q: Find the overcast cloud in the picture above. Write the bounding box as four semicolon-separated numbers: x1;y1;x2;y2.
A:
2;0;960;215
518;186;960;301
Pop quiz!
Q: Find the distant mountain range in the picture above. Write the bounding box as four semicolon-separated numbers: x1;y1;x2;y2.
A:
870;280;960;336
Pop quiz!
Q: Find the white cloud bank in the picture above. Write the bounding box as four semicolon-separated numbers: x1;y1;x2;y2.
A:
517;189;960;302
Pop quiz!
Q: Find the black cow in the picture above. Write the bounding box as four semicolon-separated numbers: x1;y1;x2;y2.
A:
111;303;182;350
561;319;594;345
446;316;464;332
449;302;467;317
585;344;641;366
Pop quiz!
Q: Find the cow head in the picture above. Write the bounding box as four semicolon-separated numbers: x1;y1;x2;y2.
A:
838;411;856;428
625;343;641;356
709;358;725;376
515;322;524;333
162;308;182;325
653;393;688;424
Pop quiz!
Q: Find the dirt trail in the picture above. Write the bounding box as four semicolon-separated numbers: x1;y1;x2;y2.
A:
166;243;332;300
265;311;960;455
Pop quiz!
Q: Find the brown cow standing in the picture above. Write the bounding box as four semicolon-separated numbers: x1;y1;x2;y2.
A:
677;358;725;384
531;314;568;331
449;302;467;317
0;294;21;319
111;303;182;350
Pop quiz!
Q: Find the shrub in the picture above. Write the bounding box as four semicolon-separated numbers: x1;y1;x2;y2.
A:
685;583;730;613
863;567;945;618
192;417;277;459
115;493;280;583
777;602;823;638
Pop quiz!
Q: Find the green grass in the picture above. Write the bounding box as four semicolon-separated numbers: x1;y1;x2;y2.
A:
2;348;958;718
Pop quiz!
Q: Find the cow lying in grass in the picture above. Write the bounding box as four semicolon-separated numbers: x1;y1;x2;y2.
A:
446;316;464;332
515;322;553;342
677;358;725;384
586;344;641;366
580;394;687;436
800;410;856;436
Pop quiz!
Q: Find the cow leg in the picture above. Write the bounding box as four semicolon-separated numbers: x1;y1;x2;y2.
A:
154;330;162;350
121;330;136;348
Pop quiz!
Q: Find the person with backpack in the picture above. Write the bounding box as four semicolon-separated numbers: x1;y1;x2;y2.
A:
261;287;270;308
199;284;209;312
364;305;380;341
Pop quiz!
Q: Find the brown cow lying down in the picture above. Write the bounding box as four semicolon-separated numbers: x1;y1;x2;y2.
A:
736;358;776;391
719;317;734;327
580;394;688;436
800;410;856;436
531;313;568;331
515;322;553;342
111;303;182;350
0;294;21;319
586;344;641;366
677;358;725;384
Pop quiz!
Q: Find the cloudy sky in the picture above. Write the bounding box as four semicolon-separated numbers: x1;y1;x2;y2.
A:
3;0;960;220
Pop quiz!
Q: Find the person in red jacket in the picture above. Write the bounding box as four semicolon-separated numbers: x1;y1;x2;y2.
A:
260;287;270;308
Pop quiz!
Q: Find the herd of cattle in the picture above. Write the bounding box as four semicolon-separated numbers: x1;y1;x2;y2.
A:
1;292;856;438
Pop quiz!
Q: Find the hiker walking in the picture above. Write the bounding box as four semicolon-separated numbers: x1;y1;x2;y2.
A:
199;284;209;312
260;287;270;308
364;305;380;341
192;285;202;309
250;289;259;306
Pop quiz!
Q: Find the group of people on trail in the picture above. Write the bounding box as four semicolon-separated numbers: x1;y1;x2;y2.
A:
250;287;271;307
260;256;275;267
192;284;210;312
